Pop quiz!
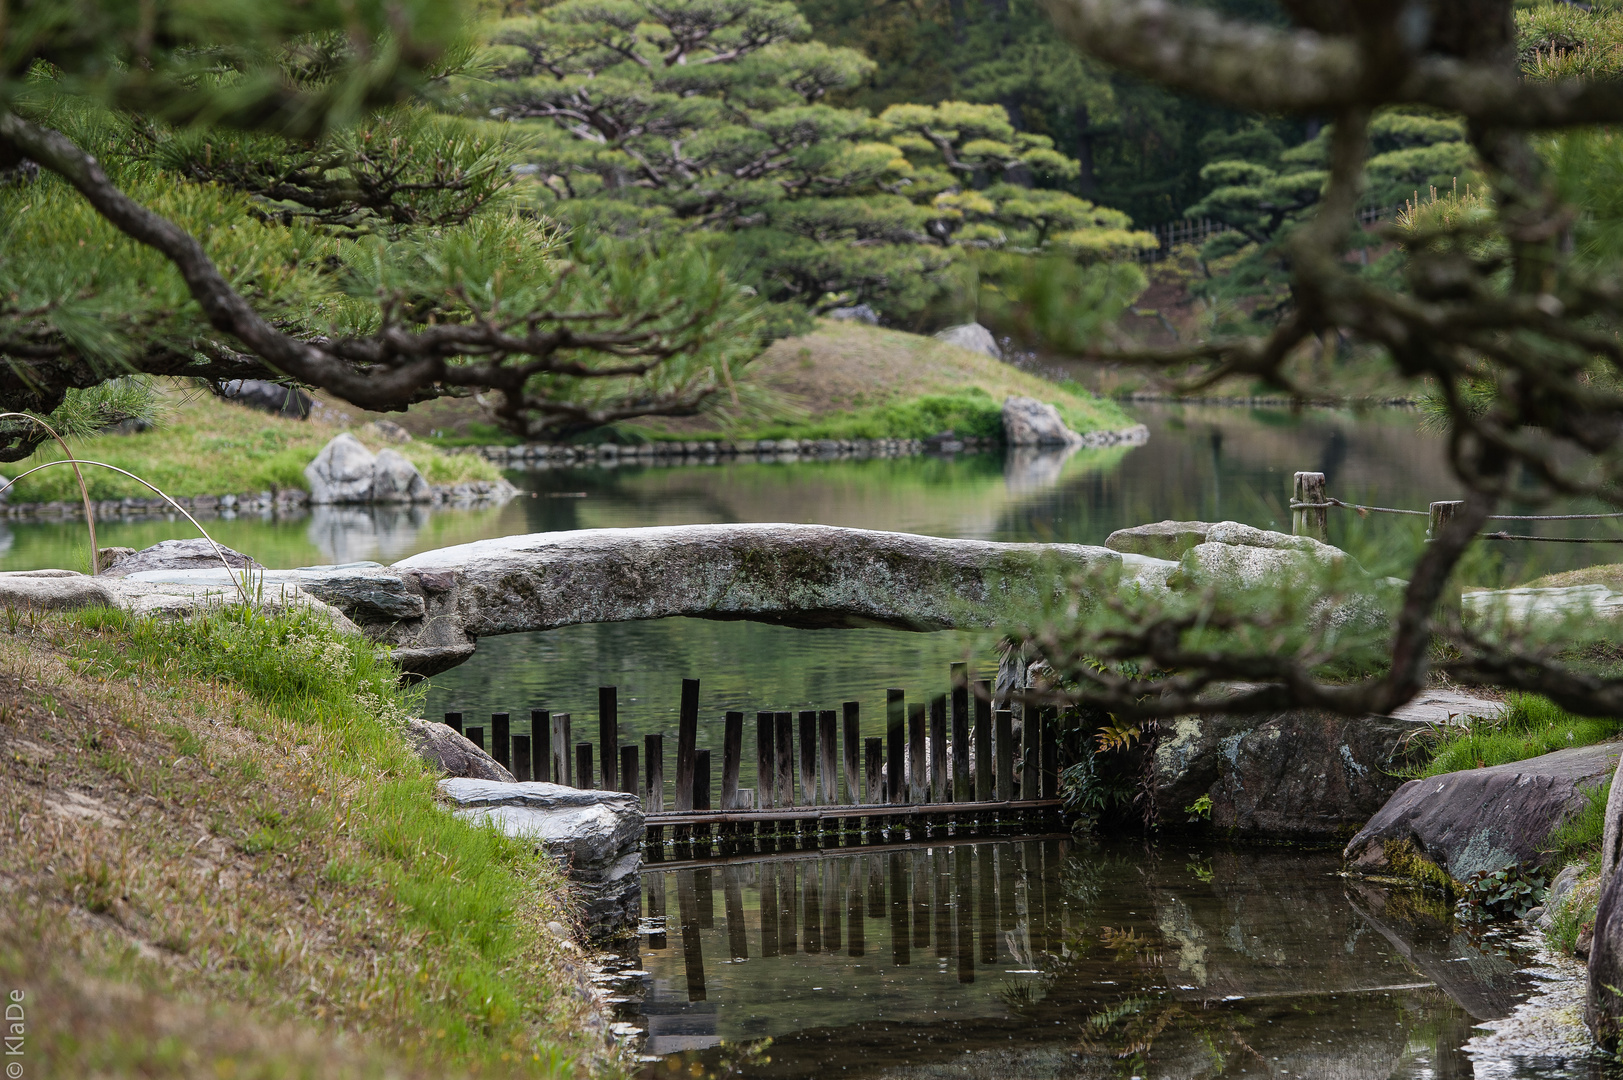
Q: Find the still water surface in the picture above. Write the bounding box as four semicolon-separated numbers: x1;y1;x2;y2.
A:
619;840;1594;1079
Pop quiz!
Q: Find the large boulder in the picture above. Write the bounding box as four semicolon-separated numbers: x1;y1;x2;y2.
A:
1590;863;1623;1046
305;433;378;504
1344;741;1623;882
1106;520;1212;560
934;322;1002;359
0;569;116;610
438;778;643;936
1001;396;1082;447
99;538;260;578
305;433;432;505
220;379;312;419
403;719;514;781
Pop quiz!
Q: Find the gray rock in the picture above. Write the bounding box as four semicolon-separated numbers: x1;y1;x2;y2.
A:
1592;865;1623;1046
1106;520;1212;560
305;433;378;504
1001;396;1081;447
219;379;311;419
1344;741;1623;882
1550;864;1585;912
370;448;431;503
98;538;260;578
0;570;116;610
933;322;1002;359
292;569;426;622
826;304;879;324
438;778;643;935
1151;706;1434;840
404;718;515;781
1601;750;1623;896
365;419;413;444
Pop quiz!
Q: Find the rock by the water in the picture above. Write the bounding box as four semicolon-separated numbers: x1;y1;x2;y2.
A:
438;778;643;935
1151;705;1436;840
404;719;514;781
1591;861;1623;1045
99;538;259;578
371;448;432;503
220;379;312;419
934;322;1002;359
1001;396;1081;447
306;433;378;504
305;433;432;505
1106;520;1212;559
1345;741;1623;882
0;570;116;610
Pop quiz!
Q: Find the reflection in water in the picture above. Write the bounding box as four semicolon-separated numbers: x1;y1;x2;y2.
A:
615;842;1600;1080
305;504;436;565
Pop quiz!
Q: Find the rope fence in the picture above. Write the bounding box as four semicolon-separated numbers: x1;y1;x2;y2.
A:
1287;471;1623;545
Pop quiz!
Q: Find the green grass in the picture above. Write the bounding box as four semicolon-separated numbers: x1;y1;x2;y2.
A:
1;392;502;502
34;603;597;1076
1546;779;1611;873
1413;692;1620;778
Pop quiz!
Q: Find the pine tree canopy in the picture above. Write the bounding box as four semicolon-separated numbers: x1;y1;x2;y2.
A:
0;0;764;459
473;0;1155;323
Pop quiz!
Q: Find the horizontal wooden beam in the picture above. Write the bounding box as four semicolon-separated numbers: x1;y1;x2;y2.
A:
644;831;1073;872
643;798;1062;827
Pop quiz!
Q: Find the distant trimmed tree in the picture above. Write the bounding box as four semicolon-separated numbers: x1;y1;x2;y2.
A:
473;1;1155;323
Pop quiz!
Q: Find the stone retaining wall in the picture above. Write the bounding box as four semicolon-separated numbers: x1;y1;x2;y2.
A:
0;479;516;519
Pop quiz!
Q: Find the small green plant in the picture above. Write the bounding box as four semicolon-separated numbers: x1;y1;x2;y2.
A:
1184;793;1213;822
1458;864;1547;921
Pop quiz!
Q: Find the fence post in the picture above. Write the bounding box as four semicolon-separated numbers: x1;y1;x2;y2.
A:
775;711;795;806
974;680;993;802
799;710;819;806
552;713;571;786
491;713;511;772
512;735;532;782
722;711;743;811
950;665;970;803
907;703;926;804
675;679;699;812
819;710;838;805
576;743;593;790
597;689;618;791
755;712;775;810
1040;707;1059;800
865;737;882;803
1429;500;1466;618
645;733;664;812
886;690;905;805
929;694;948;803
1293;472;1327;541
693;750;711;811
443;712;463;736
530;708;550;783
620;744;638;798
994;709;1013;802
843;702;861;805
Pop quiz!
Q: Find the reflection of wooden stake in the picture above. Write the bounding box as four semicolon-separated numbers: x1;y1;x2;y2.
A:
676;870;707;1002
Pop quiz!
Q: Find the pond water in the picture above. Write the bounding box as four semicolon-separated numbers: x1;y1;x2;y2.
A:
613;839;1597;1080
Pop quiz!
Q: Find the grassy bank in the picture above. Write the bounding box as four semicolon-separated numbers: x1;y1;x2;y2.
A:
1;390;502;503
1412;692;1619;778
0;603;613;1078
407;320;1136;447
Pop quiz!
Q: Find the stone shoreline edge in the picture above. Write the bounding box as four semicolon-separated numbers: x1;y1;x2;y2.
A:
465;423;1151;467
0;478;518;520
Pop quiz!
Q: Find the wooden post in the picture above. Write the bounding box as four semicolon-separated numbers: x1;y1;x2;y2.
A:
843;702;861;805
775;711;795;806
598;688;618;791
512;735;532;782
994;709;1013;802
693;750;711;810
908;703;926;804
974;680;993;802
645;733;664;812
865;737;882;804
722;711;743;811
491;713;510;772
576;742;593;789
886;690;905;805
1040;707;1059;800
755;712;775;810
799;710;818;806
675;679;699;813
1429;499;1463;540
1021;716;1039;803
950;665;970;803
819;710;837;805
466;726;484;752
530;708;550;783
620;744;639;798
443;712;463;736
1293;471;1327;541
929;694;948;803
552;713;572;787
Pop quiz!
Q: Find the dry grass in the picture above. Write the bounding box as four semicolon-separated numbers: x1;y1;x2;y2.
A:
0;606;619;1079
1521;562;1623;592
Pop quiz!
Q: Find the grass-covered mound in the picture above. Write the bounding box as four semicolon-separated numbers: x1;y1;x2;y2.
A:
1412;692;1619;778
1;389;502;503
0;603;609;1078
